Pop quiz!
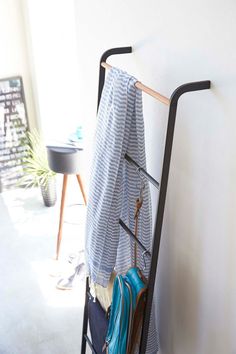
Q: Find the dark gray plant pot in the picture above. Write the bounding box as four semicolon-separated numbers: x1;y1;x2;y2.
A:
40;177;57;207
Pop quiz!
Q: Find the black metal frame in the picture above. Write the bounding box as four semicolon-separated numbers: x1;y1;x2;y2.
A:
81;47;211;354
97;47;132;112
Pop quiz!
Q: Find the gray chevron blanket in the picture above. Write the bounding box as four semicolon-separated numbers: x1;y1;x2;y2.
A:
86;67;152;285
85;67;159;352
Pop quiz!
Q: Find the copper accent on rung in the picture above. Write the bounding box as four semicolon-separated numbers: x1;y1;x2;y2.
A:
101;61;170;105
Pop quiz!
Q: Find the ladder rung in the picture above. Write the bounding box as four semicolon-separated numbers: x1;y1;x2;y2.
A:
119;219;151;257
84;335;97;354
125;153;159;189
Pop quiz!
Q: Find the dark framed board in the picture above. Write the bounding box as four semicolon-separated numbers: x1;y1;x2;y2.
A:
0;76;30;192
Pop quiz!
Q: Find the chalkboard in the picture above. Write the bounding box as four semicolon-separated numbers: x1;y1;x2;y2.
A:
0;76;29;192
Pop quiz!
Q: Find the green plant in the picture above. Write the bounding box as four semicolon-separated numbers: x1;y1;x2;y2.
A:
20;129;56;188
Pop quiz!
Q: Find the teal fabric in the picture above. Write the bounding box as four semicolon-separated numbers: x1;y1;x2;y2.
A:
126;268;145;310
105;267;146;354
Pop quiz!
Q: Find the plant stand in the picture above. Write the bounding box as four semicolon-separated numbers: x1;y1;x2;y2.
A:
46;145;87;260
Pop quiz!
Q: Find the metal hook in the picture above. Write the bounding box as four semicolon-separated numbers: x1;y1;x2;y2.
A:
141;250;149;271
139;179;145;202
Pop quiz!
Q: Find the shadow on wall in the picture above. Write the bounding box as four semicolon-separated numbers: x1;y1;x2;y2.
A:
155;118;205;353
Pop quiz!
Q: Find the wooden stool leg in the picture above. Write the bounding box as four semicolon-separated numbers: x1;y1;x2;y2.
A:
76;174;87;205
56;174;68;260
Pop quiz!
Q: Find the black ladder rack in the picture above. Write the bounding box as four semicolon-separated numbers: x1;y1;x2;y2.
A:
81;46;211;354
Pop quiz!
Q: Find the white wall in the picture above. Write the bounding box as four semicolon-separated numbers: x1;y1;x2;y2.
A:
0;0;37;129
24;0;82;143
75;0;236;353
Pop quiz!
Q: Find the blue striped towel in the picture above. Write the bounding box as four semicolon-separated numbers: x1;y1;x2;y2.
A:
85;67;152;284
85;67;159;352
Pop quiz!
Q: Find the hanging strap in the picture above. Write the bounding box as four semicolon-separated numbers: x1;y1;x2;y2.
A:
134;197;143;267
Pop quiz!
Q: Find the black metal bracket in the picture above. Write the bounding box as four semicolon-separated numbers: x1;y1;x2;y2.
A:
119;218;151;257
139;80;211;354
81;46;132;354
97;46;132;112
81;277;90;354
125;153;160;189
84;334;97;354
81;46;211;354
